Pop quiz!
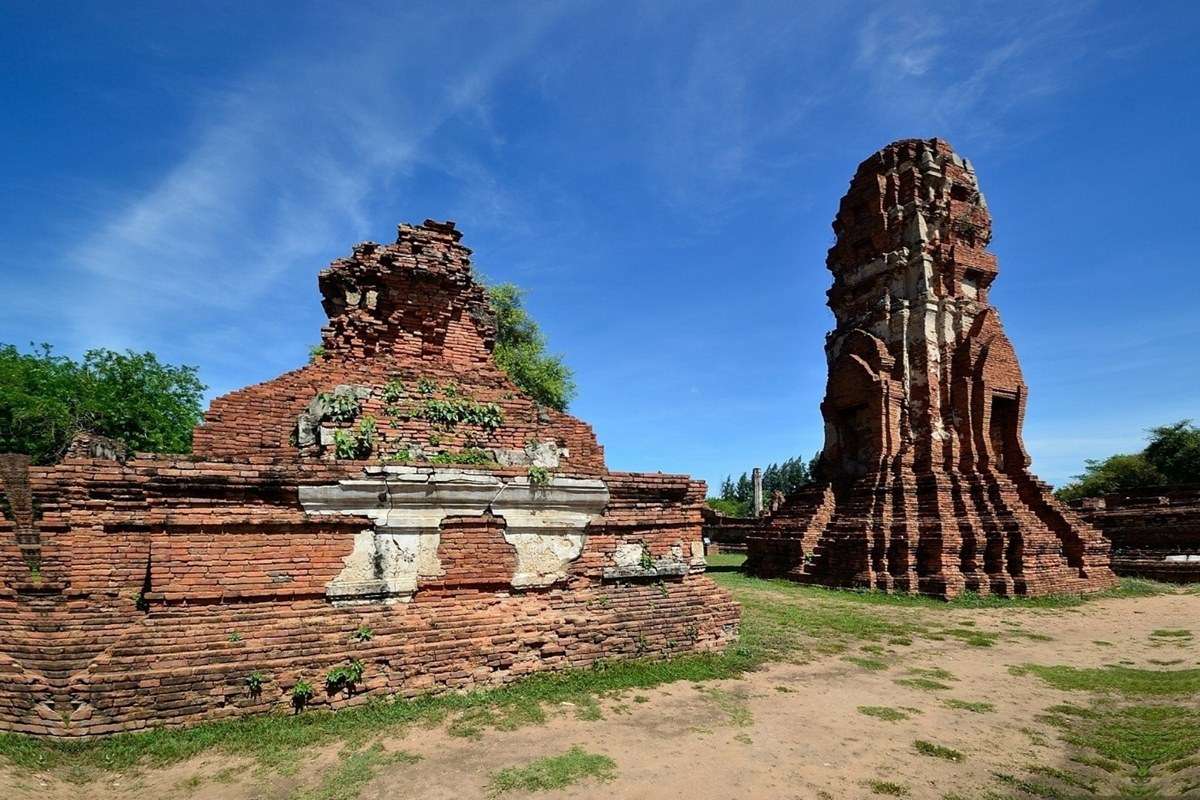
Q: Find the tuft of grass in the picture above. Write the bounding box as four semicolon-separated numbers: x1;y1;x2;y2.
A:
297;744;420;800
858;706;911;722
939;628;998;647
894;677;951;691
487;746;615;796
914;740;964;762
992;771;1073;799
1069;753;1122;773
943;698;995;713
1150;629;1193;639
843;656;888;671
1025;764;1097;793
866;779;909;796
1012;664;1200;696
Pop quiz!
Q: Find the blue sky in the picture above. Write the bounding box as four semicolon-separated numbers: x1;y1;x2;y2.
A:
2;1;1197;491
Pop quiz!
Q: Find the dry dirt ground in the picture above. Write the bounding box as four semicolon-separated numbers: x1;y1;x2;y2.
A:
3;572;1198;800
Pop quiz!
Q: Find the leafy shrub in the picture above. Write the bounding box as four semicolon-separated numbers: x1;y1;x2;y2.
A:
320;391;361;423
292;681;314;707
487;284;577;411
326;659;366;693
245;671;265;695
351;625;374;642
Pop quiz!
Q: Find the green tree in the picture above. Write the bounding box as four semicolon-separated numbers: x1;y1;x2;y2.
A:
487;284;577;412
1054;453;1163;502
1055;420;1200;502
0;343;206;464
1143;420;1200;485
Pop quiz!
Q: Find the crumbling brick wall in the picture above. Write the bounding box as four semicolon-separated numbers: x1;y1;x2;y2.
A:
0;221;739;737
746;139;1116;598
1072;486;1200;582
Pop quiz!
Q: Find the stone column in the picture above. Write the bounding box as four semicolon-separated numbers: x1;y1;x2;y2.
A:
752;467;763;517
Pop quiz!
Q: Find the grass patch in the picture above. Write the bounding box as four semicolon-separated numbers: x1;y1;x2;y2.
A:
1025;764;1097;793
992;771;1075;799
1150;628;1193;639
942;698;995;713
297;744;420;800
914;740;964;762
1012;664;1200;696
907;667;956;681
866;779;909;795
697;686;753;727
842;656;888;671
487;746;615;796
894;677;952;691
858;706;911;722
939;627;998;647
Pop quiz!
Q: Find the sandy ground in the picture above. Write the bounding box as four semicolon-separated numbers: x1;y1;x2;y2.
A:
3;591;1198;800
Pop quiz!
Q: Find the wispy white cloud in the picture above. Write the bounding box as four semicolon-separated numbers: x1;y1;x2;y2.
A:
851;0;1101;146
60;4;567;353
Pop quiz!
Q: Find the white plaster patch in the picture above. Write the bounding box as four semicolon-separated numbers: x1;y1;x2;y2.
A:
300;467;609;601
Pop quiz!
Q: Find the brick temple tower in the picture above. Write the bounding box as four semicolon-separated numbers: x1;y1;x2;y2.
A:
746;138;1116;598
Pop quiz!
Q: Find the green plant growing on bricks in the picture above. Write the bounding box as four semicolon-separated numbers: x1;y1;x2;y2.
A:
326;659;366;693
414;397;503;431
319;391;361;423
528;465;551;487
291;681;314;707
382;378;405;405
333;416;377;459
429;448;497;466
245;671;265;695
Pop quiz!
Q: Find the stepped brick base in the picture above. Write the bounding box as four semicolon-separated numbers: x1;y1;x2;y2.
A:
746;469;1114;598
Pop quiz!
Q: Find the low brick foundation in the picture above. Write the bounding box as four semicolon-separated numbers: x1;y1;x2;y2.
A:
0;220;739;737
1071;486;1200;583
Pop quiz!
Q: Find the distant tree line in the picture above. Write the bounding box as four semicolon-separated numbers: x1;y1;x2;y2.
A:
707;454;820;517
1055;420;1200;502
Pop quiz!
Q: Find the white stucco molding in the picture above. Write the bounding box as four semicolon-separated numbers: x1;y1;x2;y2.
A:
299;466;609;602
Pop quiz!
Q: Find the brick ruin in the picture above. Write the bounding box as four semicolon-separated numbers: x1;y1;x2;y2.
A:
1071;486;1200;583
0;220;739;737
746;139;1117;598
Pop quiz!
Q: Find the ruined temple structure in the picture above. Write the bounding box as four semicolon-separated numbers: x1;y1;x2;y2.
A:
1071;486;1200;583
0;220;738;737
746;139;1117;598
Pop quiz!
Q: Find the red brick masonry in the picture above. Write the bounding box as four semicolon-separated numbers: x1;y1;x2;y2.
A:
746;139;1116;598
0;221;738;737
1071;486;1200;583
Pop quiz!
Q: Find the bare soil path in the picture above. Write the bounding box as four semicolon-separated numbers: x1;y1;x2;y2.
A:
3;576;1198;800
